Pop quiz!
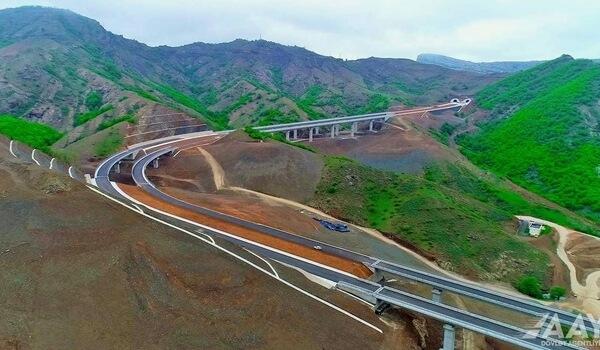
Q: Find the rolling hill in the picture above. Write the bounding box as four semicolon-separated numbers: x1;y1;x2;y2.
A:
459;55;600;223
0;6;498;137
417;53;543;74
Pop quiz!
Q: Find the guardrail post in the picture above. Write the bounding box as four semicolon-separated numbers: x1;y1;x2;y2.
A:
309;127;314;142
432;288;442;303
441;324;455;350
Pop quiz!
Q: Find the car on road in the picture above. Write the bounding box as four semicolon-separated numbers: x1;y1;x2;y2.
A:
313;218;350;232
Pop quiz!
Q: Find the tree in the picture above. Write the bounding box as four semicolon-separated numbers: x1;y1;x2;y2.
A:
549;286;566;300
515;275;543;299
85;91;103;110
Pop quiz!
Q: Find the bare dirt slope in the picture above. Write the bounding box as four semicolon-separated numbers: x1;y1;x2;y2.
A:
0;139;405;350
312;113;456;174
201;131;323;202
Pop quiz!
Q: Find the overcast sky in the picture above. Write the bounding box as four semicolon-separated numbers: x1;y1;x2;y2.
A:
1;0;599;61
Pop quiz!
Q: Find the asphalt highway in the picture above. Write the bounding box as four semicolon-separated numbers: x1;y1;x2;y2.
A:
93;131;588;349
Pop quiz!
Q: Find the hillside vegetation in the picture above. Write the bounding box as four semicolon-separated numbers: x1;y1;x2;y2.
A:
0;6;498;134
460;56;600;224
310;156;551;283
0;115;62;151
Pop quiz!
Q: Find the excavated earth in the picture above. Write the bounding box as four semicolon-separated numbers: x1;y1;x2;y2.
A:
0;137;438;350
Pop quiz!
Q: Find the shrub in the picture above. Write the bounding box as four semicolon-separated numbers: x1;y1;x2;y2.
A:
85;91;103;110
74;105;114;126
515;275;543;299
95;131;123;157
549;286;566;300
97;114;136;131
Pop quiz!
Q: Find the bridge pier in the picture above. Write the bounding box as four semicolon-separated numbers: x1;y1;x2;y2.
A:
432;288;443;303
286;130;291;141
314;127;320;135
350;122;357;137
369;120;374;132
441;324;456;350
114;161;121;174
152;158;159;169
309;127;314;142
432;288;455;349
293;129;298;139
330;126;335;138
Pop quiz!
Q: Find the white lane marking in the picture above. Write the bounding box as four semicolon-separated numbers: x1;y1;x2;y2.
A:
86;184;382;334
49;158;55;170
117;184;358;280
31;149;40;166
244;248;279;278
9;140;17;158
68;166;75;179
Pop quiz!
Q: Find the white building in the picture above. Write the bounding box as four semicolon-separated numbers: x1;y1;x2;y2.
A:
528;222;544;237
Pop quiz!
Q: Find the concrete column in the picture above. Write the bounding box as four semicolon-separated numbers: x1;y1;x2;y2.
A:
335;124;340;136
351;122;357;137
293;129;298;139
432;288;442;303
115;161;121;174
330;126;335;138
286;130;290;141
440;324;455;350
369;120;374;132
309;128;314;142
152;158;159;169
314;127;320;135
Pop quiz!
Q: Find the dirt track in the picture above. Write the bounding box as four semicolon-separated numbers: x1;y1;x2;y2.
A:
518;215;600;316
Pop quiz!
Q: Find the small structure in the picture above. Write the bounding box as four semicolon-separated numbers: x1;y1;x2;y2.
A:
528;221;544;237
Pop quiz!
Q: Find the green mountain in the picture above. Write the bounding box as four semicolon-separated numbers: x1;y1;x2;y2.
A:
0;6;497;134
417;53;543;74
460;55;600;223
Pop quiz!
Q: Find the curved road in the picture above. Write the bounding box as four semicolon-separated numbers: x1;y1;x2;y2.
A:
92;123;587;349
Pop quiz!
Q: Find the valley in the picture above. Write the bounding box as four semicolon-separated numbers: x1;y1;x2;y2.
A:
1;4;600;350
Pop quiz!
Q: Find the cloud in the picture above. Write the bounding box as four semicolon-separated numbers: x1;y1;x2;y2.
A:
1;0;599;61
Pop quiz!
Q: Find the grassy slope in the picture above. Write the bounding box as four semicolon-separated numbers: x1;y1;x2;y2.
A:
460;57;600;224
310;156;550;283
0;115;63;151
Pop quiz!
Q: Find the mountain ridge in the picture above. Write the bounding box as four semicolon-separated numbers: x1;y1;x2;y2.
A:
0;6;498;133
417;53;543;74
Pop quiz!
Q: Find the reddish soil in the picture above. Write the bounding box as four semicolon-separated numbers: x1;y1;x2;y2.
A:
525;231;571;289
565;234;600;283
0;139;405;350
202;131;323;202
119;184;373;279
311;118;453;174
